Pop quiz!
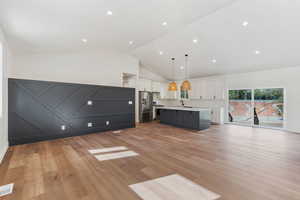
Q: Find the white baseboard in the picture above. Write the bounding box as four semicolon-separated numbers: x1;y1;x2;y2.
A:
285;128;300;134
0;142;8;164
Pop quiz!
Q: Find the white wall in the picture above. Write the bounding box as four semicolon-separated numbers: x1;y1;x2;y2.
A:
161;67;300;133
9;50;140;126
0;28;10;163
139;64;167;82
9;50;139;87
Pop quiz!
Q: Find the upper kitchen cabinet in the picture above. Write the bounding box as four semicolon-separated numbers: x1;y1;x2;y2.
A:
160;82;178;99
186;78;225;100
151;81;161;93
214;79;225;100
202;79;225;100
159;82;169;99
138;78;152;91
189;79;200;99
199;79;207;99
204;79;217;100
188;79;208;100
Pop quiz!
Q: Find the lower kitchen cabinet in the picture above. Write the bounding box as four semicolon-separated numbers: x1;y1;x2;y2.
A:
159;109;210;130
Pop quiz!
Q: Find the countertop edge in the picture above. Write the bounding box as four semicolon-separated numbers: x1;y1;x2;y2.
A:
156;107;211;112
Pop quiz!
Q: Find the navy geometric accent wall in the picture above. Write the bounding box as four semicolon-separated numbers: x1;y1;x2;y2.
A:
8;78;135;145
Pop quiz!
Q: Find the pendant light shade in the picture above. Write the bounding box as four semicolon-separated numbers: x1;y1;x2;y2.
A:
168;58;178;91
168;81;178;91
181;80;191;91
181;54;191;91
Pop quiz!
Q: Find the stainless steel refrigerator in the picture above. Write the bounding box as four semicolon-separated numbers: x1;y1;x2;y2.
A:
139;91;153;123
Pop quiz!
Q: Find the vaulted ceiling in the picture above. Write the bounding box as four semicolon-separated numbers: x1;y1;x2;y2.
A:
1;0;300;80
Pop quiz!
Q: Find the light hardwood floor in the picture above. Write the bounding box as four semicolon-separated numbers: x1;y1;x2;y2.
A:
1;122;300;200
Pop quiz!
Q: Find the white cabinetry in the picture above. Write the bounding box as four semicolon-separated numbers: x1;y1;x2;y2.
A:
210;107;224;124
151;81;161;92
189;79;200;99
196;78;225;100
137;77;225;101
160;83;168;99
160;82;178;99
215;79;225;100
168;90;178;99
204;79;216;100
138;78;152;91
188;79;209;100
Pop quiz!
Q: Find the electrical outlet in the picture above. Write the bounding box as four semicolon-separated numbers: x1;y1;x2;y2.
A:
87;100;93;106
88;122;93;127
128;101;133;105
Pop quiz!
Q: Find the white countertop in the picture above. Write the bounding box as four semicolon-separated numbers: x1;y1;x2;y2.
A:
157;106;210;112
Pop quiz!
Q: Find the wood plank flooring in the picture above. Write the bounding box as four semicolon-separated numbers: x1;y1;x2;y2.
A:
1;122;300;200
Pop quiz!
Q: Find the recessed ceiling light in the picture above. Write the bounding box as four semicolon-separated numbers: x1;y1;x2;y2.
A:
81;38;87;43
106;10;113;16
159;51;164;55
129;41;134;45
242;21;249;27
193;39;198;43
180;66;184;70
254;50;260;55
162;22;167;26
212;59;217;63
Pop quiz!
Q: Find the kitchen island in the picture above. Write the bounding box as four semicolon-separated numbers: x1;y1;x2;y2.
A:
157;106;211;130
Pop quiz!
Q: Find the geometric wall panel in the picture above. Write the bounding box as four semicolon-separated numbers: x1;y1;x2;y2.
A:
8;78;135;145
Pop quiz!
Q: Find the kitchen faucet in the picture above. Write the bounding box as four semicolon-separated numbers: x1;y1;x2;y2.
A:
180;100;185;107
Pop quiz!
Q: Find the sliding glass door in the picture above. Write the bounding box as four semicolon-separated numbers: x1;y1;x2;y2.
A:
228;89;252;126
228;88;284;129
254;88;284;128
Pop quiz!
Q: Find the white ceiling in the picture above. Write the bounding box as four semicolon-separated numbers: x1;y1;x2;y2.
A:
1;0;300;80
0;0;235;53
132;0;300;79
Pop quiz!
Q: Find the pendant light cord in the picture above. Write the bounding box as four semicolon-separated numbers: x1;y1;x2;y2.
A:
185;54;188;80
172;58;175;81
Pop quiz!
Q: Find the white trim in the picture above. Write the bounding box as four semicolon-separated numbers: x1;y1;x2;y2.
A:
285;128;300;134
225;122;300;133
0;141;8;164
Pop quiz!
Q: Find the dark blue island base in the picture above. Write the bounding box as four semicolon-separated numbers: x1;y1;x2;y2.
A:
158;108;211;130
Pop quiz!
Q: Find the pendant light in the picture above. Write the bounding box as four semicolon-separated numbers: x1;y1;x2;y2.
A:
181;54;191;91
168;58;178;91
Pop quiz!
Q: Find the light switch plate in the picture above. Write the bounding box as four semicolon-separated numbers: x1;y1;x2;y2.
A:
87;100;93;106
106;121;110;125
88;122;93;127
61;125;66;131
